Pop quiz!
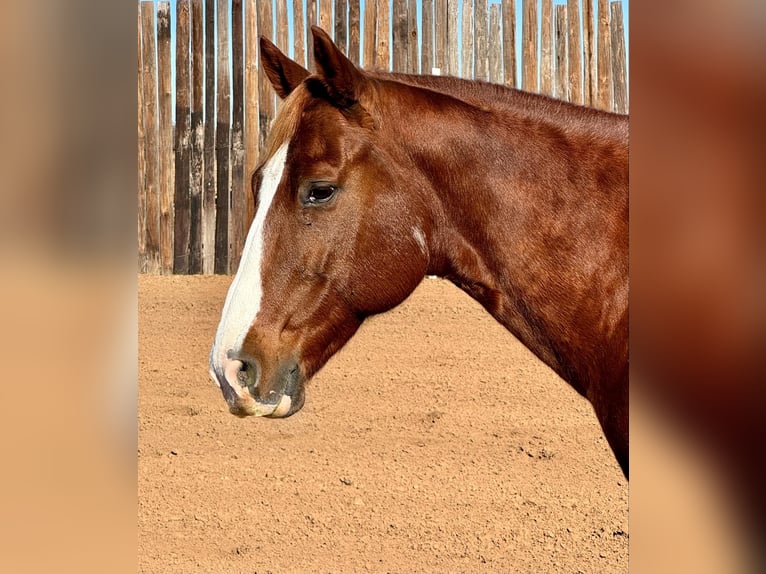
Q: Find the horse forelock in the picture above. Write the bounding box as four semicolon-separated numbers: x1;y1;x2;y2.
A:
258;84;312;167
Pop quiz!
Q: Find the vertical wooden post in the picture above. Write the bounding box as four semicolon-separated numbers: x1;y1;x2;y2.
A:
293;0;306;66
407;0;418;73
376;0;391;70
335;0;348;53
446;0;458;76
348;0;361;65
488;5;501;83
392;0;407;72
501;0;516;87
189;0;204;273
173;0;191;274
540;0;553;96
521;0;537;92
140;2;161;274
434;0;447;73
474;0;488;81
363;0;377;68
319;0;332;34
307;0;317;70
137;5;147;272
610;1;627;113
215;0;231;274
421;0;434;73
555;4;568;101
461;0;473;78
203;0;217;274
230;0;246;272
596;0;612;111
277;0;289;51
245;0;259;177
257;0;274;150
156;2;174;274
566;0;582;104
582;0;595;106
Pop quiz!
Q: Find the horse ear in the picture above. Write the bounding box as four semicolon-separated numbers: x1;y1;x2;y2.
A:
260;36;309;99
310;25;366;107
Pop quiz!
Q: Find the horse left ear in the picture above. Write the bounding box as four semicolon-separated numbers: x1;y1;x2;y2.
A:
310;26;367;108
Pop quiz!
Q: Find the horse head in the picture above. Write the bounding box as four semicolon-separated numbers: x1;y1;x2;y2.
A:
209;27;432;418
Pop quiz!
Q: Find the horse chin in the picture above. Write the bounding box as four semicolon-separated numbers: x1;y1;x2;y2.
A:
227;385;305;419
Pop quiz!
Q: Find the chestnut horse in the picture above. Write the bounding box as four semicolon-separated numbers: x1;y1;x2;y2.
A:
210;27;628;477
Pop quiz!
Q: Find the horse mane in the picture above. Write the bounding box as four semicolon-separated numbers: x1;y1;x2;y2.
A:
369;70;628;142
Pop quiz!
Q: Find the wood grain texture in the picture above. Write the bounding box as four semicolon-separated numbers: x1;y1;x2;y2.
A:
488;4;502;84
363;0;377;68
257;0;274;150
215;0;231;274
522;0;538;92
540;0;553;96
474;0;487;81
335;0;348;53
421;0;433;73
376;0;391;70
173;0;191;274
230;0;246;272
610;1;627;113
596;0;612;111
203;0;217;273
555;4;568;101
348;0;361;65
137;5;147;272
434;0;447;72
156;2;174;273
447;0;458;75
566;0;582;103
582;0;595;106
189;0;204;273
501;0;516;87
407;0;418;73
461;0;473;78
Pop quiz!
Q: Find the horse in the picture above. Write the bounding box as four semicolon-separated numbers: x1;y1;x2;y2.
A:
209;26;629;477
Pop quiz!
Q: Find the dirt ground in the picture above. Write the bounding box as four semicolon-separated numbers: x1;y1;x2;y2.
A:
139;275;628;573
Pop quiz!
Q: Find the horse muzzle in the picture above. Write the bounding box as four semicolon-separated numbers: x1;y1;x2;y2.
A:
209;354;305;418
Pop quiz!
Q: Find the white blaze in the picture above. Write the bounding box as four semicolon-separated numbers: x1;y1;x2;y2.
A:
210;143;289;374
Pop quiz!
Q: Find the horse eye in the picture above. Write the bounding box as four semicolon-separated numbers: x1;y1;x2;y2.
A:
306;185;337;205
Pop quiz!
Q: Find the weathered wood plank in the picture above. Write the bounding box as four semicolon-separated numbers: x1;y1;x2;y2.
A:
540;0;553;96
363;0;376;68
140;2;161;274
447;0;458;76
307;0;317;70
156;2;174;273
319;0;332;35
583;0;595;105
474;0;488;81
501;0;516;87
137;5;147;272
215;0;231;274
392;0;407;71
596;0;612;111
189;0;204;273
522;0;537;92
257;0;274;150
376;0;391;70
610;1;627;113
173;0;191;274
555;4;568;101
348;0;361;65
277;0;289;52
488;4;501;83
230;0;246;272
407;0;418;73
461;0;473;78
335;0;348;54
421;0;434;73
567;0;582;103
203;0;217;273
434;0;447;73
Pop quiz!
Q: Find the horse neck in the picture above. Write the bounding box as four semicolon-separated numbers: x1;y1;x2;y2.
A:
375;80;629;394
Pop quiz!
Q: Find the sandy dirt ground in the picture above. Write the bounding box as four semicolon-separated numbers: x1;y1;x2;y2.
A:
139;275;628;573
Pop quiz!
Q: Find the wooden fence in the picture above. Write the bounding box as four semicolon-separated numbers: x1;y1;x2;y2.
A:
138;0;628;274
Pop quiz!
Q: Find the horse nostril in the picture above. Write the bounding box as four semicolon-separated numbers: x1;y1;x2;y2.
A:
223;357;260;390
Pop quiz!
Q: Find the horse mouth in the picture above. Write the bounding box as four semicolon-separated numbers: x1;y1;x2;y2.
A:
227;392;293;418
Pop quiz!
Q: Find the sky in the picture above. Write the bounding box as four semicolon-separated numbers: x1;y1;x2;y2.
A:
148;0;629;115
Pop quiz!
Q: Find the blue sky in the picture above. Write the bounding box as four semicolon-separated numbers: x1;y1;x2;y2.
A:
149;0;628;114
